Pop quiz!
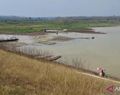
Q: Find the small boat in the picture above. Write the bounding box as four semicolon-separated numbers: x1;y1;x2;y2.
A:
35;55;61;61
47;56;62;61
0;37;19;42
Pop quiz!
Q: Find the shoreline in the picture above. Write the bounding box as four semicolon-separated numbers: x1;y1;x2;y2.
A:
0;28;106;36
66;29;106;34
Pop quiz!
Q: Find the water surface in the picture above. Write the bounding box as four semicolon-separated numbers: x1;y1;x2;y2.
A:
0;26;120;78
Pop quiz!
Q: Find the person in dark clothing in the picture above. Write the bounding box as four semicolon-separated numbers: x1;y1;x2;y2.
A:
97;67;105;77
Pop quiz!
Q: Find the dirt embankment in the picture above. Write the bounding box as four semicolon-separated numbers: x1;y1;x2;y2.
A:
0;49;119;95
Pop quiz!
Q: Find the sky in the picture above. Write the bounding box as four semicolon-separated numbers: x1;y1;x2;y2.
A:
0;0;120;17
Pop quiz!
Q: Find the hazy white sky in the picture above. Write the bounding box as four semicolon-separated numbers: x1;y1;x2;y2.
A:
0;0;120;17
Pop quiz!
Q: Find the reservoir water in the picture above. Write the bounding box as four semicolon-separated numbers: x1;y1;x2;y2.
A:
0;26;120;78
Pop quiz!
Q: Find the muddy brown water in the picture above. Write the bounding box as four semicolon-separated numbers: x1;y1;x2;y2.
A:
0;26;120;78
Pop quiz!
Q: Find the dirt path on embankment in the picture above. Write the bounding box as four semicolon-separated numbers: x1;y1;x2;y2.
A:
75;71;120;84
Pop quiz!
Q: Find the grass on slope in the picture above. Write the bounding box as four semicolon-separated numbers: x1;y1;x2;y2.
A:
0;49;116;95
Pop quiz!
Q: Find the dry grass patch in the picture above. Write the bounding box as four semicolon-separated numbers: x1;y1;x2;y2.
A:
0;49;118;95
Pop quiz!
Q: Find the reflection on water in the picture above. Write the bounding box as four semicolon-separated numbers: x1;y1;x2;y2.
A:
0;26;120;78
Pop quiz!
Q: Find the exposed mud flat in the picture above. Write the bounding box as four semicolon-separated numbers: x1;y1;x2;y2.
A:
33;33;76;45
